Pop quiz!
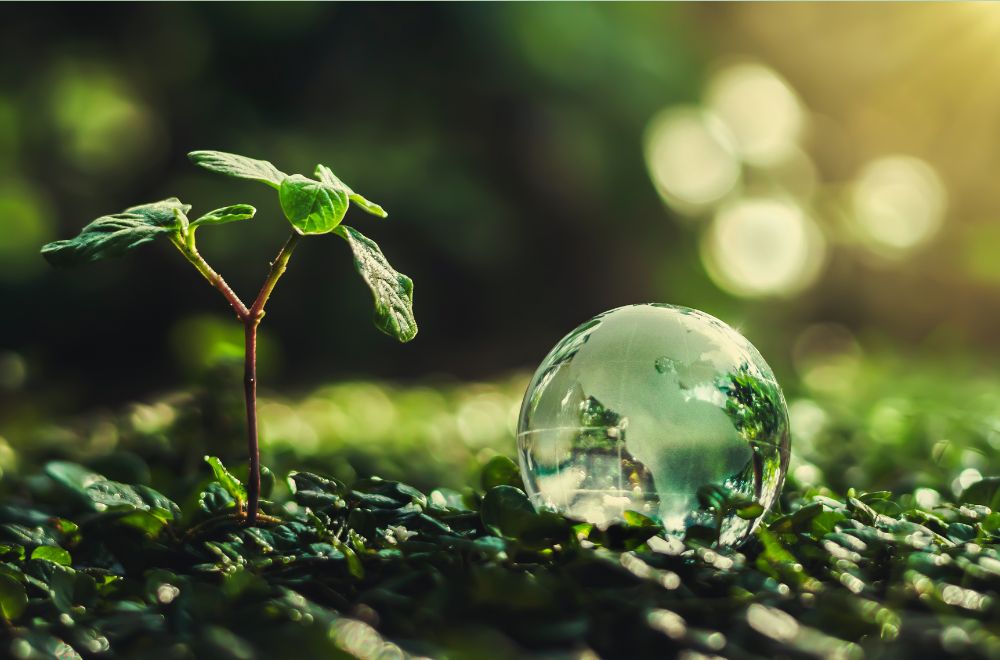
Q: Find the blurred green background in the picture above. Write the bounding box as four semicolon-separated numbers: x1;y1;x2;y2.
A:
2;3;1000;499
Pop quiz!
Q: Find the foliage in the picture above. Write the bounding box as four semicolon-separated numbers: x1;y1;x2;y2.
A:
3;348;1000;656
39;198;190;266
39;150;414;341
0;446;998;659
334;225;417;343
39;149;417;523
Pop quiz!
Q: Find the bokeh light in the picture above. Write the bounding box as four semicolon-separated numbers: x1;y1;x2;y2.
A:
850;155;947;254
169;315;280;377
0;95;18;170
644;107;740;213
792;323;862;394
701;197;825;298
0;180;54;282
49;64;165;174
705;62;805;167
0;351;27;391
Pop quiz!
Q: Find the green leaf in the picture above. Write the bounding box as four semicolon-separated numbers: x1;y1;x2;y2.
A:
961;477;1000;511
124;197;192;227
480;456;523;491
982;512;1000;534
84;481;144;510
199;482;237;515
84;481;180;534
260;466;276;499
596;514;660;550
279;174;348;235
41;198;188;266
621;510;660;529
0;545;25;561
0;572;26;621
348;193;388;219
480;486;536;538
947;522;977;543
768;501;825;533
9;632;81;660
188;150;286;189
288;472;347;512
315;164;388;218
696;484;730;512
334;540;365;579
736;502;766;520
334;225;417;342
205;456;247;508
353;478;427;508
44;462;105;496
31;545;72;566
25;560;92;614
116;511;171;537
43;462;180;532
313;163;349;190
190;204;256;229
1;524;60;548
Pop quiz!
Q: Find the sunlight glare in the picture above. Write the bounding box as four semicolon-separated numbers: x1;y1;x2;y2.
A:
851;155;947;254
644;107;740;213
701;197;825;297
706;63;805;167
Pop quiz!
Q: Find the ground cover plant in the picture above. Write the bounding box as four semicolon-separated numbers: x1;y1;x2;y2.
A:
40;151;417;524
1;441;1000;659
1;357;1000;658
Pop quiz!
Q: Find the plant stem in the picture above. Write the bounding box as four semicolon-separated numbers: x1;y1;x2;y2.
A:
249;232;301;320
243;231;301;524
171;235;249;320
244;320;260;524
174;229;301;526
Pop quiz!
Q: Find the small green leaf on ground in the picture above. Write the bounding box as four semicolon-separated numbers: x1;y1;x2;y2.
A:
199;482;237;515
31;545;72;566
279;174;349;235
334;225;417;342
736;502;766;520
622;510;660;529
961;477;1000;511
188;150;287;189
480;485;536;538
481;456;523;491
204;456;247;508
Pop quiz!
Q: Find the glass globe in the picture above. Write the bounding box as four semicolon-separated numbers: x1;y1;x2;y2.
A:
517;304;790;546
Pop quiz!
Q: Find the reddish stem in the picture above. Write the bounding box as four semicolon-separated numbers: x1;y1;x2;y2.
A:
243;232;300;524
244;321;261;524
172;235;249;320
175;229;300;526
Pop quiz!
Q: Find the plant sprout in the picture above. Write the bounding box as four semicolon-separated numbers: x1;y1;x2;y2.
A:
41;150;417;524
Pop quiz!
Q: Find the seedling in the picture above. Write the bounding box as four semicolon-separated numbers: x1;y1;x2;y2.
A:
41;150;417;524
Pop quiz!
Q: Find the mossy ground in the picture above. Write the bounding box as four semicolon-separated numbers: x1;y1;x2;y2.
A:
2;357;1000;659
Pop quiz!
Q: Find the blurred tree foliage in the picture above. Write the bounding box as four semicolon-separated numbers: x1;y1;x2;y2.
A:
0;3;707;416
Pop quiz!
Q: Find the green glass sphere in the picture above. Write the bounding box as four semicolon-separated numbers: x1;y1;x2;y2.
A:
517;304;790;546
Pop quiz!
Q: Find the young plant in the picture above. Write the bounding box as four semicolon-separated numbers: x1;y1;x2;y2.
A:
41;150;417;524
